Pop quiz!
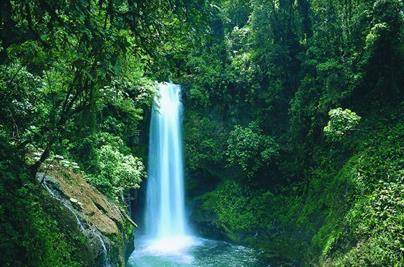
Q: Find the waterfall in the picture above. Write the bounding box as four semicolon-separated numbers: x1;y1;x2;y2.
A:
144;82;191;251
128;83;271;266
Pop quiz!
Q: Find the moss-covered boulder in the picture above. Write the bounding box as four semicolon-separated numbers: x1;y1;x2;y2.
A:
38;165;135;267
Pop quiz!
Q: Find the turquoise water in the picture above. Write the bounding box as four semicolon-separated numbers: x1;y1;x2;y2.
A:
128;237;270;267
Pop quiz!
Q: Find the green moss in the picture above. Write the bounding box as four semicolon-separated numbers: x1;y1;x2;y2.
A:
0;177;91;267
107;218;135;267
201;180;270;234
198;121;403;265
312;122;404;265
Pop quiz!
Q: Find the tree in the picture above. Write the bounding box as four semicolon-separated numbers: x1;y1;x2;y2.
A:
0;0;208;179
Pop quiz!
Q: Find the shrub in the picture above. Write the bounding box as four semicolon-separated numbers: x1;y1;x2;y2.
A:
324;108;361;141
226;122;279;177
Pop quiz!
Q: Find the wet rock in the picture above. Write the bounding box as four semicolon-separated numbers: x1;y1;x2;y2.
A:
38;165;135;267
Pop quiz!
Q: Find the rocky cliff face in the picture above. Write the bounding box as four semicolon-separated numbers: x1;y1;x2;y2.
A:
37;166;135;267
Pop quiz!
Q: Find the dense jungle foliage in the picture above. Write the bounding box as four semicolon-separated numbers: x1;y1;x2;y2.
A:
0;0;205;265
0;0;403;266
178;0;403;265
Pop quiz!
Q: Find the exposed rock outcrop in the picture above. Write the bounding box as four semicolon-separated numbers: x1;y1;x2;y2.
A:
37;166;134;267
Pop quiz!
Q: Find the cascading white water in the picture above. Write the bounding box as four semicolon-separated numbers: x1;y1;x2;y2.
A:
128;83;271;266
144;82;191;252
